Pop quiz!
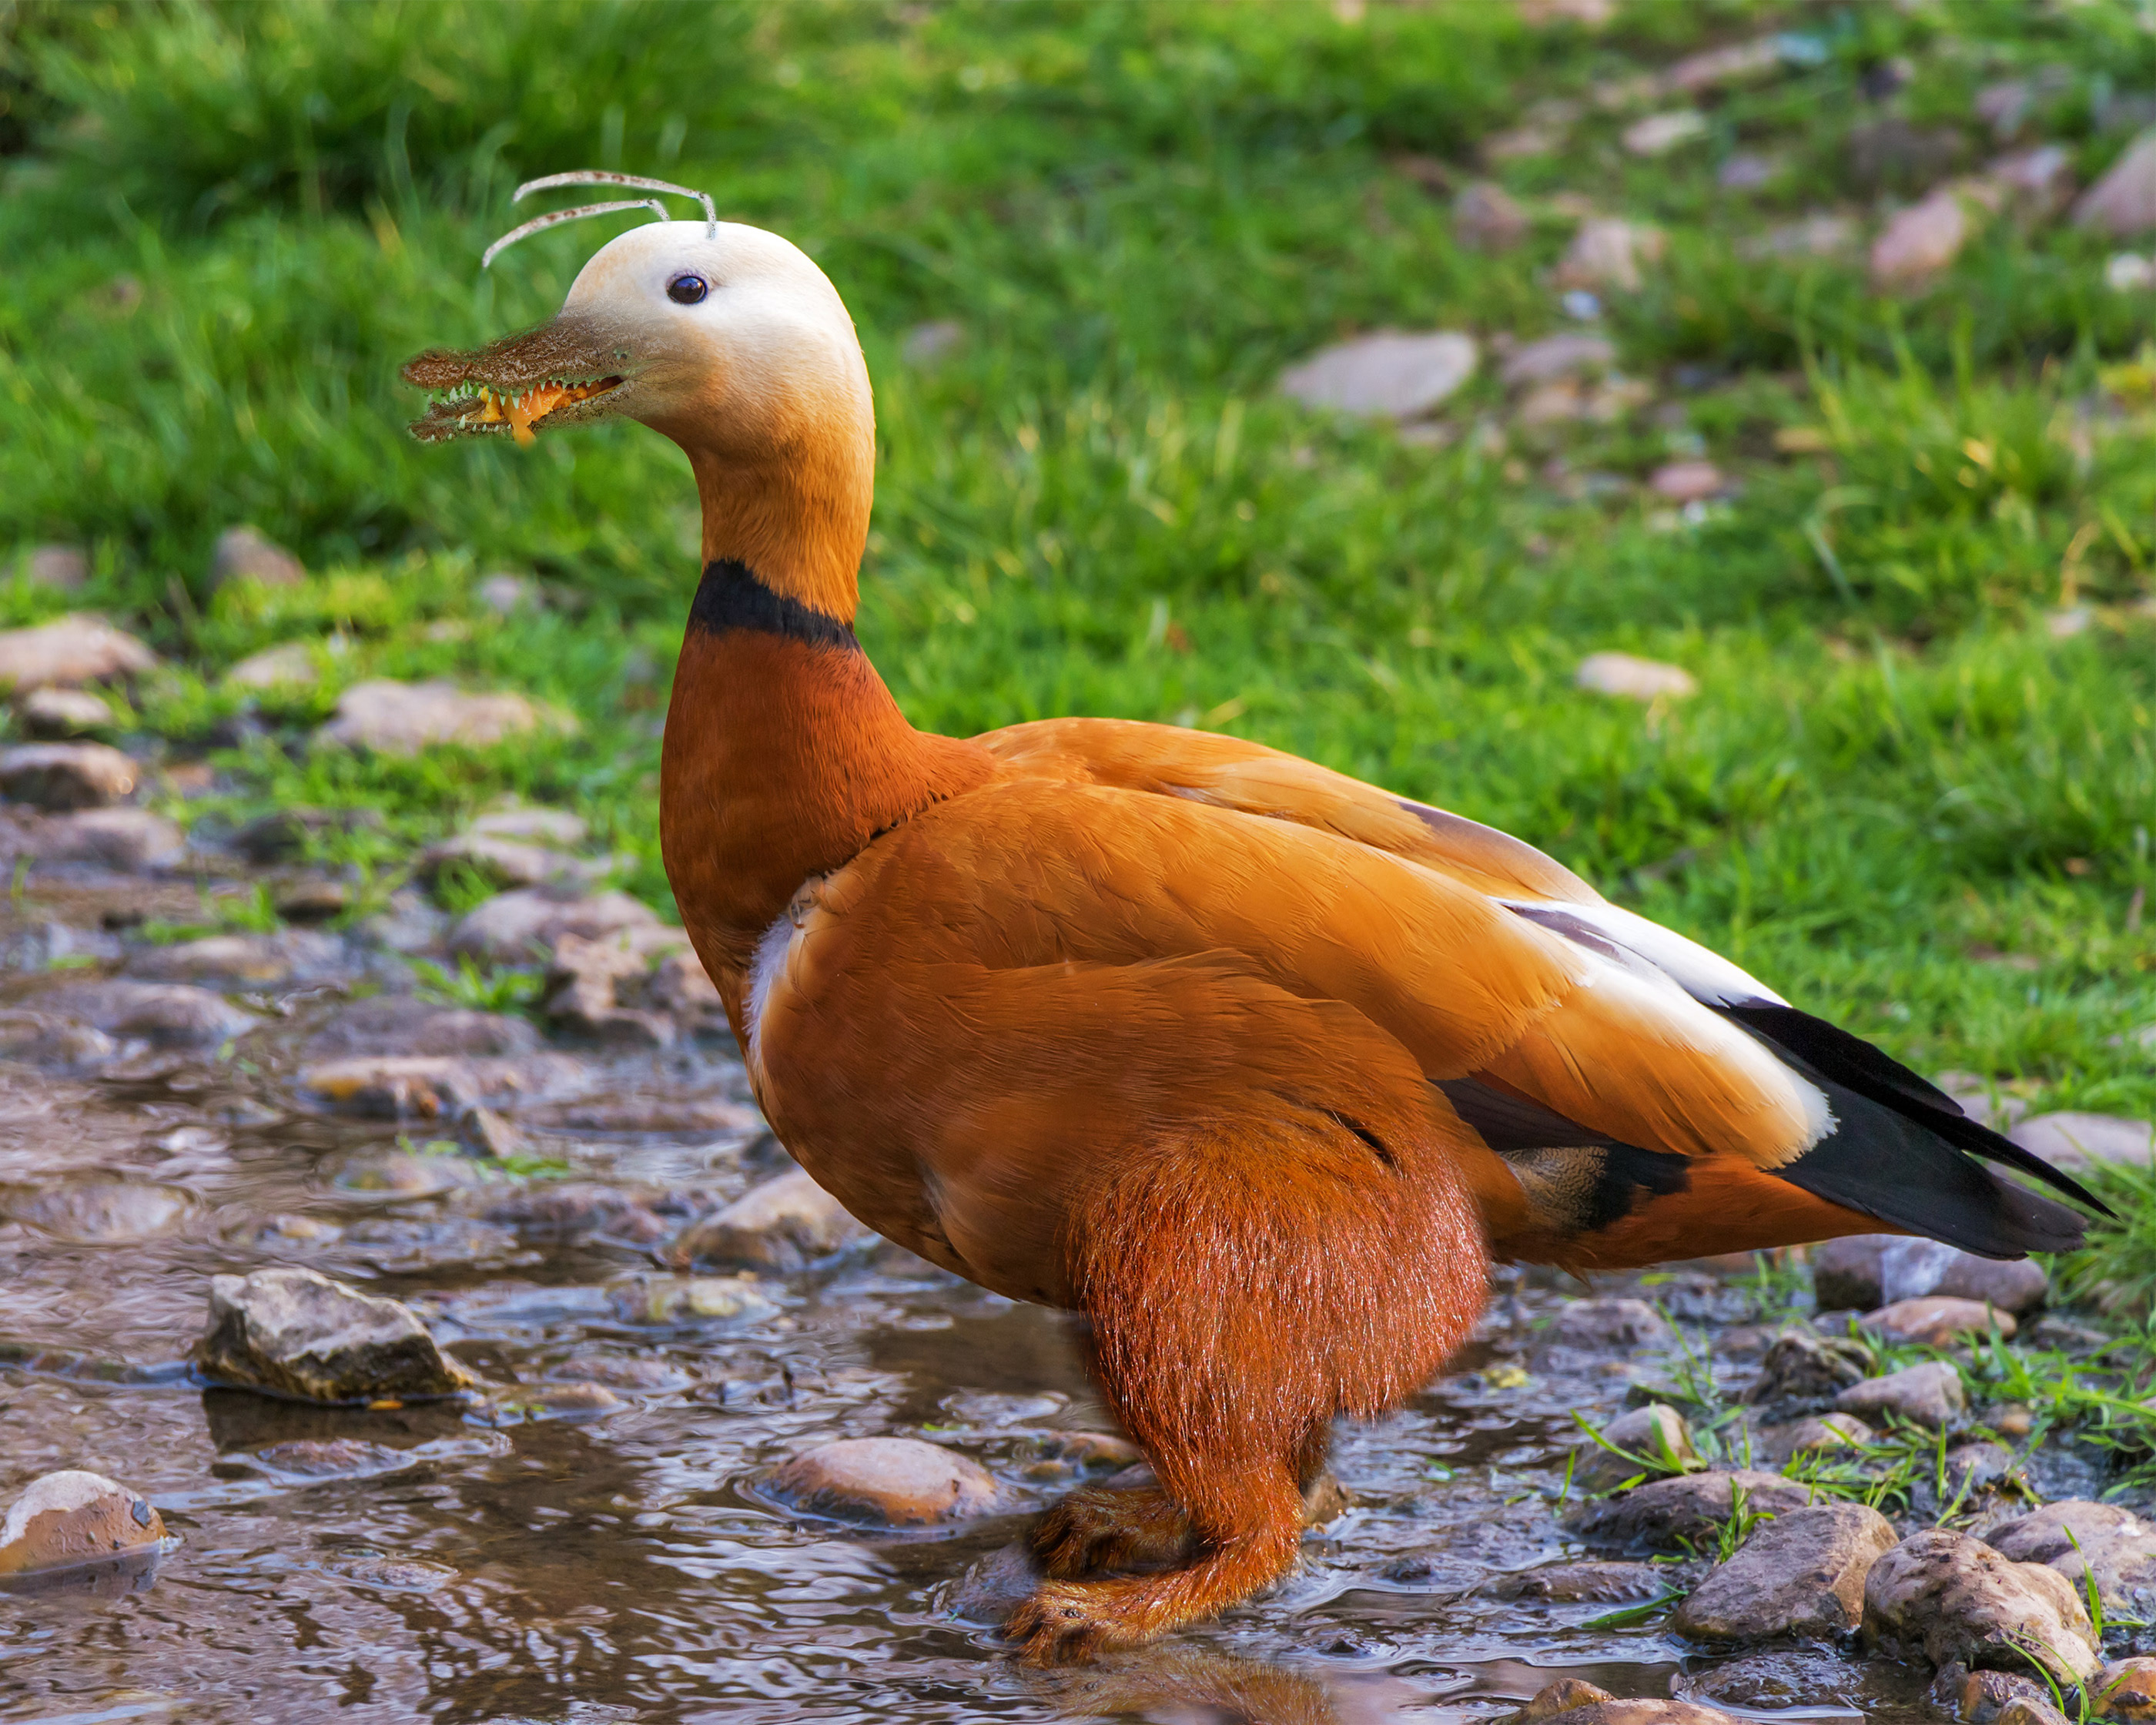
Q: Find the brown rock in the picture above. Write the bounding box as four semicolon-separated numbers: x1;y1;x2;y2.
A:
609;1274;779;1325
1455;182;1530;251
650;949;725;1027
671;1167;870;1271
545;929;674;1047
1990;1502;2156;1622
210;525;306;590
1486;1561;1674;1603
1552;1295;1669;1347
1502;333;1616;388
449;886;668;963
9;1181;193;1243
1649;461;1726;503
421;832;601;891
300;996;539;1060
2094;1657;2156;1721
0;615;157;692
1863;1529;2099;1684
27;809;184;871
1575;652;1696;702
1564;1469;1813;1553
1812;1233;2048;1315
1872;188;1977;290
38;980;257;1045
17;687;113;738
0;742;138;809
1555;218;1665;293
1277;330;1478;420
1510;1682;1733;1724
316;678;574;755
1756;1412;1873;1465
196;1267;472;1404
1834;1361;1964;1430
1674;1502;1897;1642
24;546;89;591
0;1470;164;1577
2078;129;2156;238
768;1437;999;1526
128;928;347;989
1516;1682;1613;1722
1745;1332;1871;1404
1930;1661;2061;1725
1859;1295;2017;1347
298;1052;586;1118
1576;1403;1696;1492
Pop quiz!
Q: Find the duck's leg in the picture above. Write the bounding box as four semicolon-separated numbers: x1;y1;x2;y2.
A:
1007;1117;1486;1663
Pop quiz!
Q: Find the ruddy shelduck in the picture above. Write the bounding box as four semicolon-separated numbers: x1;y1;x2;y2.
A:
406;176;2097;1662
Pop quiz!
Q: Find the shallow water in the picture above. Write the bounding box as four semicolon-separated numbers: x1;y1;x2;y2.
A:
0;926;1974;1724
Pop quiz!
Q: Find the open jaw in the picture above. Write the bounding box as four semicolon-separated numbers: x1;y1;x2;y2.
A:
404;374;623;445
400;317;631;446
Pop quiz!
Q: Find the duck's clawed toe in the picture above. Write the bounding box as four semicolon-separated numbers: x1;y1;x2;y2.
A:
1006;1579;1148;1664
1029;1485;1194;1579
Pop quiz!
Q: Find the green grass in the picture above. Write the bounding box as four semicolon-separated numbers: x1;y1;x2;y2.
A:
4;3;2156;1244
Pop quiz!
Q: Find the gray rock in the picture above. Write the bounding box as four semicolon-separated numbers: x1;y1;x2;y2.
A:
1933;1071;2030;1131
1674;1502;1897;1642
196;1267;472;1403
316;678;573;755
1756;1412;1874;1465
1864;1529;2099;1685
1834;1361;1964;1430
2079;129;2156;237
768;1436;999;1526
17;687;113;739
2008;1112;2154;1171
0;615;156;693
1872;187;1977;290
1858;1295;2016;1348
36;980;257;1045
1454;182;1530;251
0;1470;164;1577
1679;1650;1873;1711
1623;109;1707;157
209;525;306;590
649;948;726;1030
1575;1403;1696;1492
128;929;349;990
300;996;539;1060
1502;333;1616;388
475;572;541;615
0;1008;116;1067
0;742;138;809
1563;1469;1813;1553
1277;330;1478;420
467;806;589;848
1485;1560;1675;1603
544;929;674;1047
1928;1661;2061;1724
245;1438;423;1481
1941;1442;2017;1501
25;809;184;872
298;1052;586;1119
24;545;89;591
1508;1680;1732;1723
670;1167;869;1271
449;887;668;963
1741;213;1858;260
1812;1233;2047;1315
608;1274;780;1326
1987;146;2077;221
475;1182;670;1247
1554;218;1664;293
1575;653;1696;702
420;832;601;892
8;1181;193;1243
948;1539;1042;1623
223;641;321;691
1745;1332;1871;1405
1990;1501;2156;1622
1550;1295;1670;1348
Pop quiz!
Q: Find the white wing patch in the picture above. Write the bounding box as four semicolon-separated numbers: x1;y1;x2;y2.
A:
1499;898;1789;1010
742;907;800;1080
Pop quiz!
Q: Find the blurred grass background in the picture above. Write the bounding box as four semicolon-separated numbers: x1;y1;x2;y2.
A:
1;0;2153;1122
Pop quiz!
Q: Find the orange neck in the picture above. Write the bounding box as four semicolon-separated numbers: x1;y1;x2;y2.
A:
659;565;993;978
688;427;869;623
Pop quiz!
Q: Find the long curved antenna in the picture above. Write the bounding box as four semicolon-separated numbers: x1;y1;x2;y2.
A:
481;172;721;269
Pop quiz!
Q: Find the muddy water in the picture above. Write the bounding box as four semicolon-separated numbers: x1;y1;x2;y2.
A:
0;932;1944;1723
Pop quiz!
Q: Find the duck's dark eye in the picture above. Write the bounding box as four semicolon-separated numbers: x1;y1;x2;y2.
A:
667;273;709;306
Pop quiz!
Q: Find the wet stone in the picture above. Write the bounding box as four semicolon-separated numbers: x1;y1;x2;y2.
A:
1990;1501;2156;1622
2093;1658;2156;1722
1941;1441;2017;1499
609;1274;779;1327
551;1355;692;1392
246;1439;421;1481
1485;1560;1674;1603
331;1150;488;1197
546;929;675;1048
342;1215;534;1274
768;1436;999;1526
1930;1661;2060;1724
450;886;667;963
316;678;574;755
1745;1331;1870;1405
1812;1234;2049;1315
1278;330;1478;420
1679;1651;1871;1711
1549;1296;1669;1348
36;980;257;1046
9;1182;194;1243
1673;1502;1897;1643
478;1381;623;1423
1863;1528;2099;1686
0;1470;164;1577
24;809;185;872
0;615;157;693
1860;1295;2017;1347
947;1539;1040;1623
209;525;306;590
127;928;349;990
301;996;539;1060
18;687;113;739
670;1167;869;1271
1757;1412;1873;1465
1564;1469;1812;1553
1509;1682;1732;1723
0;742;139;810
325;1549;457;1592
299;1052;587;1118
1834;1360;1966;1430
476;1182;670;1247
0;1009;116;1068
1575;1402;1695;1492
196;1266;473;1404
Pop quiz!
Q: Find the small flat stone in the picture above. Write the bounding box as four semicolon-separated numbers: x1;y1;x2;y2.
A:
1485;1560;1672;1603
768;1436;998;1526
1662;35;1786;95
1675;1502;1897;1642
0;615;156;693
298;1053;586;1119
331;1150;487;1197
669;1167;869;1271
324;1550;457;1592
1564;1469;1813;1553
17;687;113;739
1872;188;1975;290
27;809;184;872
1575;652;1697;702
1577;1403;1694;1492
1555;218;1664;293
420;832;601;892
1278;330;1478;420
37;980;257;1046
223;641;321;690
9;1181;193;1243
0;1470;164;1576
1986;145;2076;220
1623;110;1708;156
1717;152;1781;192
467;806;588;848
544;929;674;1048
1741;213;1860;262
1930;1663;2062;1725
210;526;306;590
1859;1296;2017;1347
25;546;88;591
196;1267;471;1403
2007;1111;2154;1171
1510;1682;1732;1723
1502;333;1617;388
608;1274;779;1326
1454;182;1530;251
1649;461;1726;503
0;1009;116;1067
1682;1651;1871;1710
1864;1528;2098;1685
1942;1441;2017;1499
316;678;573;755
1551;1296;1669;1348
2077;128;2156;238
0;742;138;809
1757;1413;1873;1465
1812;1233;2048;1315
949;1539;1041;1623
248;1439;420;1481
480;1382;622;1423
301;996;538;1060
1835;1361;1964;1430
476;1183;670;1246
128;929;348;989
449;887;668;963
1849;119;1969;192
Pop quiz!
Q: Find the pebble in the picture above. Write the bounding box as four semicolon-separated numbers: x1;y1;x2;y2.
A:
0;742;139;809
0;1470;164;1577
1859;1295;2017;1347
1716;152;1780;191
1679;1651;1870;1710
1863;1528;2099;1685
1990;1502;2156;1622
1485;1561;1673;1603
1648;461;1726;503
1848;119;1968;192
1277;330;1478;420
1811;1233;2048;1314
223;641;322;690
17;687;113;739
37;980;258;1045
1555;218;1664;293
2078;129;2156;237
25;809;185;872
1942;1441;2017;1499
545;929;674;1047
1674;1502;1897;1642
1501;333;1616;388
302;996;539;1060
1516;376;1652;426
9;1181;194;1243
449;886;668;963
0;1009;116;1067
1757;1412;1873;1465
477;1183;670;1247
316;678;574;755
1564;1469;1812;1553
768;1436;998;1526
900;320;966;367
1550;1297;1669;1348
1834;1361;1964;1430
1509;1681;1732;1723
325;1550;458;1592
1872;188;1974;290
0;615;157;692
247;1439;420;1481
128;928;348;989
209;525;306;590
25;545;89;591
1930;1663;2062;1725
479;1382;623;1423
420;832;601;892
2110;253;2156;293
475;573;541;615
649;949;726;1030
608;1274;779;1326
1987;146;2077;221
1575;652;1697;702
2007;1111;2154;1171
332;1149;487;1197
1454;182;1530;251
1576;1403;1695;1492
1932;1070;2030;1130
299;1052;586;1118
1663;35;1788;95
2094;1658;2156;1721
670;1167;869;1271
195;1266;473;1403
1622;110;1707;156
468;806;588;848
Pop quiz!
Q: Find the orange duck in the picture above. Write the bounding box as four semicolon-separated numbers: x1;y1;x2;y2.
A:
406;176;2099;1662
